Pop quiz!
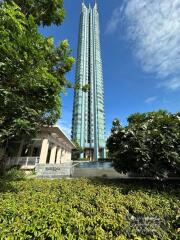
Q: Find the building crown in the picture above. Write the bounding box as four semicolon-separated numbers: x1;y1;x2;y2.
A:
82;0;97;9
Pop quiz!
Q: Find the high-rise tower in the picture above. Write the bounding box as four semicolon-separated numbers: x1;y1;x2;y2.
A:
72;2;106;161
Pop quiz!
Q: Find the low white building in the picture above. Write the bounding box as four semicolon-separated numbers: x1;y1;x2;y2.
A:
6;127;75;169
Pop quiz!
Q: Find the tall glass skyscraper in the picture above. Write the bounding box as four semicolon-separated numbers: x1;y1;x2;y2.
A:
72;2;106;161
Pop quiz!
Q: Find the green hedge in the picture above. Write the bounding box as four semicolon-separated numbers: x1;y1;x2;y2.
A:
0;178;179;239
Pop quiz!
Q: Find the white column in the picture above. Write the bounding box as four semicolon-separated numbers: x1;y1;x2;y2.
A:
39;138;49;164
64;151;68;162
49;145;57;164
56;148;62;164
64;150;67;162
66;151;70;162
66;152;69;162
64;150;71;162
68;152;72;161
60;149;65;163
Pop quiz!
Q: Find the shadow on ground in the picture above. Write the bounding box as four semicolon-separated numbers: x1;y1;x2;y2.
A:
88;178;180;198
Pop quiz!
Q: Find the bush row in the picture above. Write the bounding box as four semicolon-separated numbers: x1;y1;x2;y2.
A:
0;178;179;239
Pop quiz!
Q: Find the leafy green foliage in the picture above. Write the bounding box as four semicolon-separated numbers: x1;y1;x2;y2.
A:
107;111;180;179
5;0;65;26
0;2;74;143
72;141;84;160
0;178;179;239
1;166;26;181
82;83;90;92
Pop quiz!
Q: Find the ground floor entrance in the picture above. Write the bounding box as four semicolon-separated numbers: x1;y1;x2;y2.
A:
83;148;106;161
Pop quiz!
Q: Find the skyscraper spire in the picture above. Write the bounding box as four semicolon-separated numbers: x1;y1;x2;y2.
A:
94;0;97;10
82;0;85;7
82;0;87;11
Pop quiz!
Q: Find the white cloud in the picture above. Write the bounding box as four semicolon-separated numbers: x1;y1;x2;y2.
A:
106;6;124;33
159;78;180;90
145;96;157;104
107;0;180;90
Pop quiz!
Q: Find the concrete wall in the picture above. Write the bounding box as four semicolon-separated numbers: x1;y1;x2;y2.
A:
73;167;128;179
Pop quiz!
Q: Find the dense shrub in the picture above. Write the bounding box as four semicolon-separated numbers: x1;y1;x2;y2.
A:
0;167;26;181
0;178;179;239
72;141;84;160
107;111;180;179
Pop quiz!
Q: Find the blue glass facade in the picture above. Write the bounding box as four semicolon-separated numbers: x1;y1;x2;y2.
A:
72;2;106;161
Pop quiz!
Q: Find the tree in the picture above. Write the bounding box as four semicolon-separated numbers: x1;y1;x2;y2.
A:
5;0;65;26
0;2;74;144
71;141;84;160
107;111;180;179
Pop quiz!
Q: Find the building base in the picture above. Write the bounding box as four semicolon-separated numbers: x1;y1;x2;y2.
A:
82;148;106;161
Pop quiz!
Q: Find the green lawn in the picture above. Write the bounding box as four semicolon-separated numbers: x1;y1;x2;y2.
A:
0;177;179;240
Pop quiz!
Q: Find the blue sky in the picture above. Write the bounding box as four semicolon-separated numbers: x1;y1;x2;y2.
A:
40;0;180;137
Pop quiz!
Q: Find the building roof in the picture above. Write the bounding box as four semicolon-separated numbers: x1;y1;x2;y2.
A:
41;126;76;149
